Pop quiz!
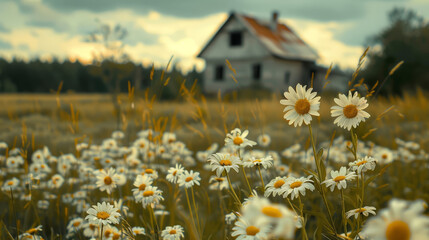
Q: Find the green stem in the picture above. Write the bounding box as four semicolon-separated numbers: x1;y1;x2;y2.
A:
99;224;104;240
257;166;265;193
238;149;252;194
10;188;18;240
148;205;159;237
185;188;198;238
340;190;348;236
298;195;308;240
191;186;202;235
225;171;242;207
308;124;337;234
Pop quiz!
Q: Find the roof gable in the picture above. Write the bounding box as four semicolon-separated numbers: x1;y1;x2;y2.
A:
197;12;318;62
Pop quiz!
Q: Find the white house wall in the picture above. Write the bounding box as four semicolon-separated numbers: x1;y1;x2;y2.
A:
201;17;271;60
203;57;306;93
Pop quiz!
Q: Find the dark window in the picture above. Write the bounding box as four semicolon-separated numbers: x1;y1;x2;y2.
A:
230;31;243;46
215;65;224;81
285;71;291;84
252;64;262;81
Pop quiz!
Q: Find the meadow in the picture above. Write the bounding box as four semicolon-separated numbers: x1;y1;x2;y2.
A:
1;66;429;240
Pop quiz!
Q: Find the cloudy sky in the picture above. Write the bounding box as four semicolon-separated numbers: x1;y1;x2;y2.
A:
0;0;428;72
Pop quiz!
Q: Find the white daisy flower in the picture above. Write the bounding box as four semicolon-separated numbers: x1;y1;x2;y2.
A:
225;212;238;225
85;201;121;226
280;83;321;127
363;199;429;240
331;91;370;131
376;148;394;164
166;164;185;184
139;168;159;180
177;170;201;189
242;197;296;238
3;177;20;190
225;128;257;149
281;176;315;200
231;216;271;240
276;164;290;175
349;156;377;174
161;225;185;240
322;167;357;192
208;153;241;177
48;174;64;189
264;177;288;197
135;186;164;208
95;168;120;194
209;176;228;190
162;132;177;145
132;175;153;198
111;130;124;139
257;134;271;147
243;155;273;169
346;206;377;219
67;217;84;233
132;226;146;236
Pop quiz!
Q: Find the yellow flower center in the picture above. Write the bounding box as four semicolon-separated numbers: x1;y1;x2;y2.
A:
274;179;285;188
139;184;146;191
382;154;388;159
233;137;243;145
143;190;154;197
89;224;96;230
11;160;15;164
246;226;260;236
104;229;112;237
261;206;282;218
220;159;232;166
112;233;120;240
169;229;177;234
334;176;346;182
215;177;224;182
290;181;302;189
172;170;177;176
7;181;14;186
97;211;110;220
294;99;311;115
140;143;145;148
356;160;367;166
185;177;193;182
104;176;113;185
94;157;100;161
73;221;81;227
385;220;410;240
355;208;366;213
26;228;38;234
343;104;358;118
145;169;154;174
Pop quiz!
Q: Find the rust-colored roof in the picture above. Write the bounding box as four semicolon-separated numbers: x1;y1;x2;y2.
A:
238;13;318;61
241;15;305;46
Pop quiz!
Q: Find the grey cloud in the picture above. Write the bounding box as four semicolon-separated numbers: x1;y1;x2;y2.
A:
123;23;159;46
0;39;12;49
26;20;70;32
18;44;29;51
42;0;365;22
0;23;10;33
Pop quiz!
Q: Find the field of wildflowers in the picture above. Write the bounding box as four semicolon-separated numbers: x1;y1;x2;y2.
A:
1;53;429;240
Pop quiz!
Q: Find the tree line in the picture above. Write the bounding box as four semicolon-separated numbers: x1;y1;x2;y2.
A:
0;57;203;99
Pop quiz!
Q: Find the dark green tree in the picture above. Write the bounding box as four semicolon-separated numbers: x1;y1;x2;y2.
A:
363;8;429;95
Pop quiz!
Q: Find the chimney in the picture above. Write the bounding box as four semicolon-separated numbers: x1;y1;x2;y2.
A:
271;11;278;32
